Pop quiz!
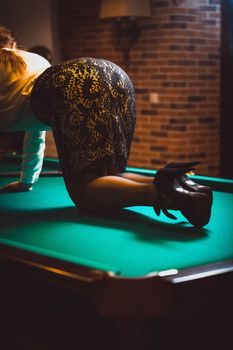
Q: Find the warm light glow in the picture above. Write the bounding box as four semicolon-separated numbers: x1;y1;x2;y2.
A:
100;0;151;19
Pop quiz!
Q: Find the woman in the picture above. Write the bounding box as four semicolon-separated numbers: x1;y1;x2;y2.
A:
0;26;212;228
0;25;51;191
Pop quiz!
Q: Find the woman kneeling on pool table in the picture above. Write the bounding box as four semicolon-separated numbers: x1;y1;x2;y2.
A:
0;26;212;228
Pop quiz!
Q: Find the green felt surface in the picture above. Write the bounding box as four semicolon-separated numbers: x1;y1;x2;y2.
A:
0;156;60;173
1;158;233;277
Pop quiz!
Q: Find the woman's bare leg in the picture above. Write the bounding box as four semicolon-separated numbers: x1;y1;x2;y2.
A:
67;173;175;212
119;172;154;184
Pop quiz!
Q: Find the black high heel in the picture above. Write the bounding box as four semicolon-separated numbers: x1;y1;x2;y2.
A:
153;167;212;228
165;161;213;204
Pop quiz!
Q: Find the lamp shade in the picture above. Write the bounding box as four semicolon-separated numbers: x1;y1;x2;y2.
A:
99;0;151;19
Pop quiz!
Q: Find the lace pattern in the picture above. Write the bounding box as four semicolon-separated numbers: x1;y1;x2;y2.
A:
31;57;136;184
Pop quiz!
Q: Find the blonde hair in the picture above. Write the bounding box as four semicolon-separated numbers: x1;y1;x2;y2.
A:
0;25;26;76
0;25;17;48
0;49;27;76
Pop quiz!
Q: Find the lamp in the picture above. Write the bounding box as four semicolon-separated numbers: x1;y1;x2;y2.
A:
99;0;151;64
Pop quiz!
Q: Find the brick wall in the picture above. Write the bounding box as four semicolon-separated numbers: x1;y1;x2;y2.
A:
53;0;221;176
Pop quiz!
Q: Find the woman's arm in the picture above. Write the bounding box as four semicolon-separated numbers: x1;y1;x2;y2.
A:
0;130;46;192
20;130;46;184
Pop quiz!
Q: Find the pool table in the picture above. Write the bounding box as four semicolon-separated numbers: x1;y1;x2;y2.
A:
0;154;233;349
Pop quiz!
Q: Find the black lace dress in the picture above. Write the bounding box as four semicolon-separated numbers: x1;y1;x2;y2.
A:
31;57;136;188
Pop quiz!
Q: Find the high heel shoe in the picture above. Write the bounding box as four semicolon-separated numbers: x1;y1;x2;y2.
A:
165;161;213;204
153;167;212;228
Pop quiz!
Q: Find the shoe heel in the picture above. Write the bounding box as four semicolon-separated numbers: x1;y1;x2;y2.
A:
181;193;211;228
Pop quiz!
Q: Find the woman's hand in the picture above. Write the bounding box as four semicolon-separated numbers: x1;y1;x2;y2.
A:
0;181;33;192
